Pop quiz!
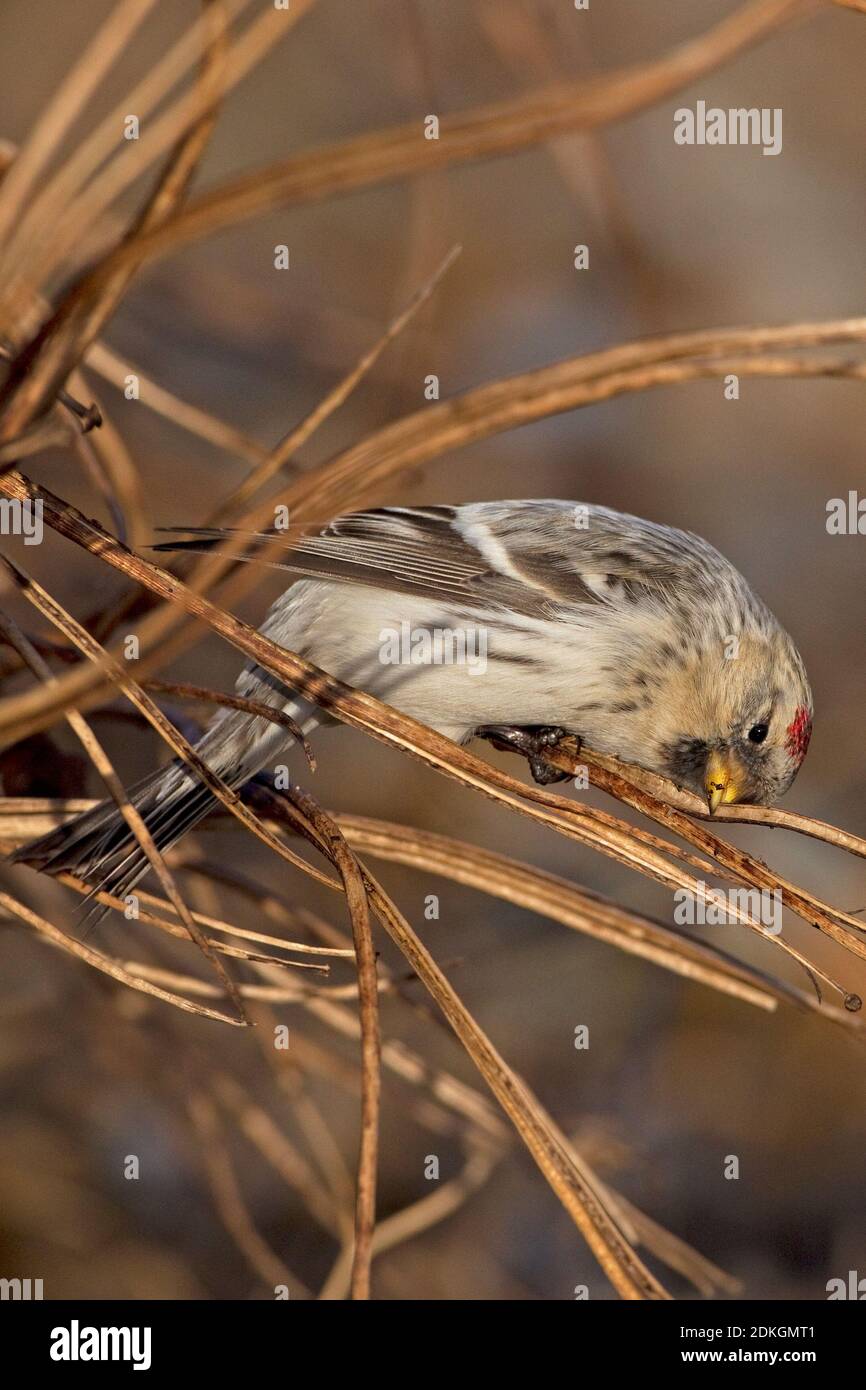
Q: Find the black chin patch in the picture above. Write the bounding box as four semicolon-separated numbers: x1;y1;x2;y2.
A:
660;736;709;785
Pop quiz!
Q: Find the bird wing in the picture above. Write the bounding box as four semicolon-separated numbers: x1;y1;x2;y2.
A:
153;501;691;619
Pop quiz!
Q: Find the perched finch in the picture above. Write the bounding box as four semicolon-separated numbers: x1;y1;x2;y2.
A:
13;500;813;900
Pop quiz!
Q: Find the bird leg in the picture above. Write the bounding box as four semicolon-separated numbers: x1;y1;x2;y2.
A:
474;724;575;785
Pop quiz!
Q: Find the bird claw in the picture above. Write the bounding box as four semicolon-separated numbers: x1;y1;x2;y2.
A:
475;724;576;785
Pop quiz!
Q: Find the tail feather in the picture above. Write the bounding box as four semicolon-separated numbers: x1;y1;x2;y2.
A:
12;690;320;903
10;760;217;901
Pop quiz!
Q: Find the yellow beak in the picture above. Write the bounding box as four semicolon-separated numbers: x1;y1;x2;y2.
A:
704;750;744;813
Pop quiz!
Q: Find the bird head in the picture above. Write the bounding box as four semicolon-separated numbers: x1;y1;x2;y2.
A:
652;629;812;809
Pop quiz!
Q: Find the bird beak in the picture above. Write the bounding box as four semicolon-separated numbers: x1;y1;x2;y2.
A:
704;750;744;813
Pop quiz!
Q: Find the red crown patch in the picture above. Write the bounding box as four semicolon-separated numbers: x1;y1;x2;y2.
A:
785;706;812;764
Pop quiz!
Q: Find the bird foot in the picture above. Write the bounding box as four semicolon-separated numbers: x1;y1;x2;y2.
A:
475;724;577;785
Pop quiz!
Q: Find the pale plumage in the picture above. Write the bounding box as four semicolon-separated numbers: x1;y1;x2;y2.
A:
13;500;813;899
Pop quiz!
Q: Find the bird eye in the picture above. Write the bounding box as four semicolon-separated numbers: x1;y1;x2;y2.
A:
748;722;769;744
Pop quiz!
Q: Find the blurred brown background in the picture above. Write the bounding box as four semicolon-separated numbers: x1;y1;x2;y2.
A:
0;0;864;1299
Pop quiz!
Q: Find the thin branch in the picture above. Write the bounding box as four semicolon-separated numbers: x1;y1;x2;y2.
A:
0;594;249;1022
212;243;462;519
358;862;669;1299
318;1139;499;1300
578;746;866;860
0;0;254;326
334;817;797;1015
75;0;822;276
0;556;340;892
0;888;243;1025
85;338;268;467
0;0;235;438
142;679;317;769
0;0;160;249
188;1091;308;1296
263;785;380;1302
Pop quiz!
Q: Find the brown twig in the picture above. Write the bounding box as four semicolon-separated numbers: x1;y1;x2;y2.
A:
335;814;862;1029
212;244;462;519
142;679;317;769
188;1090;308;1295
71;0;822;276
578;746;866;861
0;0;161;250
85;338;268;468
0;0;233;439
262;785;380;1302
0;888;243;1025
0;594;249;1022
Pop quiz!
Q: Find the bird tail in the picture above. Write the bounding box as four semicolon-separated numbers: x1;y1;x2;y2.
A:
11;689;321;904
10;758;219;904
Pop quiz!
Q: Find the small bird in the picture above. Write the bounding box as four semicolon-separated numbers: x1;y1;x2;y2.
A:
13;500;813;901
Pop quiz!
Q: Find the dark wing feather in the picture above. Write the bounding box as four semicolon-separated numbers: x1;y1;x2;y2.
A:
152;501;689;618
